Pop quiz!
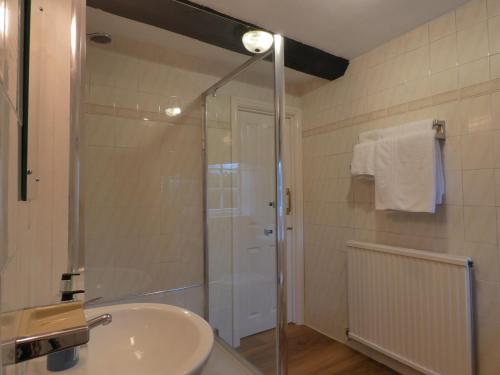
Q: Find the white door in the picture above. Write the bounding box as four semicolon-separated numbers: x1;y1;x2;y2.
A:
233;109;277;341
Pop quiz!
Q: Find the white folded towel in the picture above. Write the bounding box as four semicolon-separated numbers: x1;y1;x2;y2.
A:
353;119;445;213
359;128;383;143
374;129;441;213
351;141;376;176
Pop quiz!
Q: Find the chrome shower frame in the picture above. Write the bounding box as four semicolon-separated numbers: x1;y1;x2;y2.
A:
68;0;86;275
201;35;288;375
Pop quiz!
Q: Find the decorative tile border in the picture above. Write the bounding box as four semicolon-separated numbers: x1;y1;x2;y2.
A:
85;102;202;128
303;77;500;138
85;101;233;130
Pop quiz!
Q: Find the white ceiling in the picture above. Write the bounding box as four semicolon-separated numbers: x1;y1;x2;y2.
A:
87;7;326;95
191;0;467;59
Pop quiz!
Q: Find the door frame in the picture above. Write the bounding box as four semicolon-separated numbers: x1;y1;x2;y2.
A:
230;96;304;345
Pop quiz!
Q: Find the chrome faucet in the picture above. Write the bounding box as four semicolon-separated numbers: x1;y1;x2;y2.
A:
87;313;112;330
1;301;113;365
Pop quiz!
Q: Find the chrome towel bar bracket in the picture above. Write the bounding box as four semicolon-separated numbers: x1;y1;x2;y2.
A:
432;119;446;140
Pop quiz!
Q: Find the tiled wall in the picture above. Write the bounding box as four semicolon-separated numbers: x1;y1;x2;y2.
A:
84;44;206;305
83;42;299;308
301;0;500;373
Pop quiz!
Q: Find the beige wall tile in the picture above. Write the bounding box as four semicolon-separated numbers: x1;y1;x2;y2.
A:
489;16;500;54
457;21;490;64
461;132;494;169
406;77;432;101
488;0;500;17
429;12;457;41
458;57;490;87
435;205;465;240
405;45;430;81
365;45;387;67
404;23;429;51
493;92;500;130
464;206;497;243
354;203;376;230
456;0;488;30
385;35;407;59
463;169;496;205
491;53;500;79
85;114;115;147
465;242;500;282
495;169;500;205
459;95;493;134
442;136;463;170
493;131;500;167
430;34;458;74
431;67;459;94
475;280;500;319
444;170;464;205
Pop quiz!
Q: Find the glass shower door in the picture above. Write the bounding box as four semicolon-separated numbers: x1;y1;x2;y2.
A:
204;38;286;375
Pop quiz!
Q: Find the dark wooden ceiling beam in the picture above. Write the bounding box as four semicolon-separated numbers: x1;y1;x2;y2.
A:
87;0;349;80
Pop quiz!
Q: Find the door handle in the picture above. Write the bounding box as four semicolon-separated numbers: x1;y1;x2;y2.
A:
264;229;273;236
286;188;292;215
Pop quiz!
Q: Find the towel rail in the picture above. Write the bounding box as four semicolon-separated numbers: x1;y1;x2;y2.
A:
356;119;446;142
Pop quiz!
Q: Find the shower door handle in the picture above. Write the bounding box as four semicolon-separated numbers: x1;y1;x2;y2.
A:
285;188;292;215
264;229;273;236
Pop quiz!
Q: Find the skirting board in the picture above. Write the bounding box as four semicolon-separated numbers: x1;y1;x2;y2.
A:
304;323;423;375
348;338;424;375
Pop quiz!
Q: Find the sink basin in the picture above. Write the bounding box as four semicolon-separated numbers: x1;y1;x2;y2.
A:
26;303;214;375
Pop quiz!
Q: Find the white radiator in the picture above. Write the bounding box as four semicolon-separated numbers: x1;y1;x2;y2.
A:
347;241;474;375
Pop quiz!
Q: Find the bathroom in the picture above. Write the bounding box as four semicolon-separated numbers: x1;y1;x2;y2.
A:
1;0;499;374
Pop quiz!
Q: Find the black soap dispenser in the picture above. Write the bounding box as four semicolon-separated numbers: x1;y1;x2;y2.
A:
47;273;85;372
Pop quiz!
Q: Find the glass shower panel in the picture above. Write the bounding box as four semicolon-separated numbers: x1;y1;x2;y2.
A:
206;60;278;374
82;32;204;307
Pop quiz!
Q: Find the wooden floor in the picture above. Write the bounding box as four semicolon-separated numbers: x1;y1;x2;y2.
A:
237;324;399;375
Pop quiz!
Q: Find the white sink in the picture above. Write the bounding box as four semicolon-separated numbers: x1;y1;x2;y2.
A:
26;303;214;375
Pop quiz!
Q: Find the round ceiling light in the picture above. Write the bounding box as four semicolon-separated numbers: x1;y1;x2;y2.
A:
242;30;273;54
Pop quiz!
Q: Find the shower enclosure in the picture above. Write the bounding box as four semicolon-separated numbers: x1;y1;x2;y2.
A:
81;8;289;372
202;36;288;375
